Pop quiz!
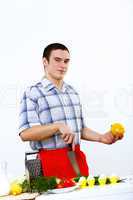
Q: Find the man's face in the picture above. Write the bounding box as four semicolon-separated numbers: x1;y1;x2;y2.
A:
43;49;70;80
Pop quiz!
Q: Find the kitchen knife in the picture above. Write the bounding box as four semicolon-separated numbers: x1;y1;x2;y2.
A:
67;144;81;177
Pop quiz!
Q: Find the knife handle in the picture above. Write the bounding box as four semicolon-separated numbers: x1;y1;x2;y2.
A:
68;144;72;151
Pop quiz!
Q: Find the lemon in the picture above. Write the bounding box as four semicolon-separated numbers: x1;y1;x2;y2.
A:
10;183;22;195
98;174;107;186
109;174;119;184
78;177;87;188
111;123;125;139
87;176;95;187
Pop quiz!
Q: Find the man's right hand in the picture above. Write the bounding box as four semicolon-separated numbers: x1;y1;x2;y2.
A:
57;123;75;151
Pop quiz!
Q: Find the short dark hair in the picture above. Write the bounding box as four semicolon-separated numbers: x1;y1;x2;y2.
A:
42;43;69;61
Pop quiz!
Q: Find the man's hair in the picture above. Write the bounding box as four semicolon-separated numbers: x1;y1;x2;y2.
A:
42;43;69;61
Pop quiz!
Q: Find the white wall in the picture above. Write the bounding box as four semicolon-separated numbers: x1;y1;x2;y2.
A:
0;0;132;178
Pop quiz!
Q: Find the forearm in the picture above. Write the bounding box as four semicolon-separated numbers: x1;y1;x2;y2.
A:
20;123;59;141
81;127;102;142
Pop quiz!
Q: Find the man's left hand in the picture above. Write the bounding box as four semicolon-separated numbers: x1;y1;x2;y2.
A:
100;131;121;144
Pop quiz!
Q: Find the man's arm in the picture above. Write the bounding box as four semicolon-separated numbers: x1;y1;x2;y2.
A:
20;123;76;150
81;127;119;144
20;124;59;141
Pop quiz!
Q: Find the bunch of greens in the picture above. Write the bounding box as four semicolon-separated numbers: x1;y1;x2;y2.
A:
21;176;57;193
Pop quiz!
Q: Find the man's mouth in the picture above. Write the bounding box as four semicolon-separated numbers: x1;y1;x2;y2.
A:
57;70;66;73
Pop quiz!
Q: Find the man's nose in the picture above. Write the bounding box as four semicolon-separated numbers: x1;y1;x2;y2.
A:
59;61;67;69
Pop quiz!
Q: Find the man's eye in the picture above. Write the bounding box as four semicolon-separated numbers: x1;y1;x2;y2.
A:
64;60;69;64
55;58;61;62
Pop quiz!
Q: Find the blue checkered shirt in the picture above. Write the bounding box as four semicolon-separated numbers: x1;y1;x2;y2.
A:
19;78;86;150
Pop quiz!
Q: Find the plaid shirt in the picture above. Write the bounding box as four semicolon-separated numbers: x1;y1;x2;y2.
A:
19;78;86;150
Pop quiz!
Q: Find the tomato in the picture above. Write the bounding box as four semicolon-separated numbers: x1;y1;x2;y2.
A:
56;183;64;189
62;179;76;188
56;178;76;188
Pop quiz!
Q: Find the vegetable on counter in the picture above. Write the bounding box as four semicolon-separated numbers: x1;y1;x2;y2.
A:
21;177;76;193
29;176;57;193
10;173;122;195
56;178;76;189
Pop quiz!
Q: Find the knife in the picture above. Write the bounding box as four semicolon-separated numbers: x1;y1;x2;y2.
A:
67;144;81;177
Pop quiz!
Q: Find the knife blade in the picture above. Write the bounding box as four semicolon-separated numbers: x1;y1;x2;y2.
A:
67;144;81;177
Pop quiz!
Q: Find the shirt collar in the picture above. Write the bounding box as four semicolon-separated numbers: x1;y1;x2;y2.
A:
41;77;68;92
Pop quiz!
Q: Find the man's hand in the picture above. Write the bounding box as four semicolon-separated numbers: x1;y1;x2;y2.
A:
100;131;122;144
57;123;75;151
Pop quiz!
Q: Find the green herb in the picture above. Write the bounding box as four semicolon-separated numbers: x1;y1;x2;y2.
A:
106;177;111;184
94;176;99;185
47;176;57;189
74;176;80;182
21;176;57;193
30;176;57;193
74;176;88;182
21;179;30;193
30;176;49;192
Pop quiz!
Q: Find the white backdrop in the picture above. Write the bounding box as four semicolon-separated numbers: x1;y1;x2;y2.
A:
0;0;133;178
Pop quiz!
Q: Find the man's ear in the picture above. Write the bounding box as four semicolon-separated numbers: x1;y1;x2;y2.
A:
42;57;48;67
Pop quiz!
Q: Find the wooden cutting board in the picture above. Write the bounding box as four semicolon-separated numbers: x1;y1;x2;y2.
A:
0;193;39;200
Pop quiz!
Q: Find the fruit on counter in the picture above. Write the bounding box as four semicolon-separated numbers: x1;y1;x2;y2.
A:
87;175;95;187
78;176;87;188
111;123;125;139
10;182;22;195
9;174;122;193
56;178;76;189
98;174;107;186
74;174;122;188
11;176;76;193
9;175;30;193
56;178;61;185
56;183;64;189
109;174;119;184
62;179;76;188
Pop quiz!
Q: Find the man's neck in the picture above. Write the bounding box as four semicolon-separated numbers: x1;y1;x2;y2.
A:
45;75;63;90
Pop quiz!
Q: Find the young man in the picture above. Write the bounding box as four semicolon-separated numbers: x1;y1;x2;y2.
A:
19;43;120;178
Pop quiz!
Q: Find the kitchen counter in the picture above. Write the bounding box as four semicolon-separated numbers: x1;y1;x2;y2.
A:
36;177;133;200
1;176;133;200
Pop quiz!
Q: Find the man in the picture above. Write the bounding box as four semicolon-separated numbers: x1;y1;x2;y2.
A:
19;43;120;179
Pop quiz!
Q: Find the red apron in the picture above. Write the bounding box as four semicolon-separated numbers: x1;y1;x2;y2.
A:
39;144;89;179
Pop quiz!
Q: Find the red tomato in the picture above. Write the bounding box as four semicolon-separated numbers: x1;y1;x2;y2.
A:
56;178;76;189
62;179;76;188
56;183;64;189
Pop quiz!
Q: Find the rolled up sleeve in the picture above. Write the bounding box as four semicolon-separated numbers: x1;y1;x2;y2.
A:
80;105;87;129
18;88;41;135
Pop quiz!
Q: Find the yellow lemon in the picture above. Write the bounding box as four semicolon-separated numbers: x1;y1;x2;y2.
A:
109;175;119;184
98;178;106;186
98;175;107;186
87;178;95;187
111;123;125;139
78;177;87;188
10;183;22;195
